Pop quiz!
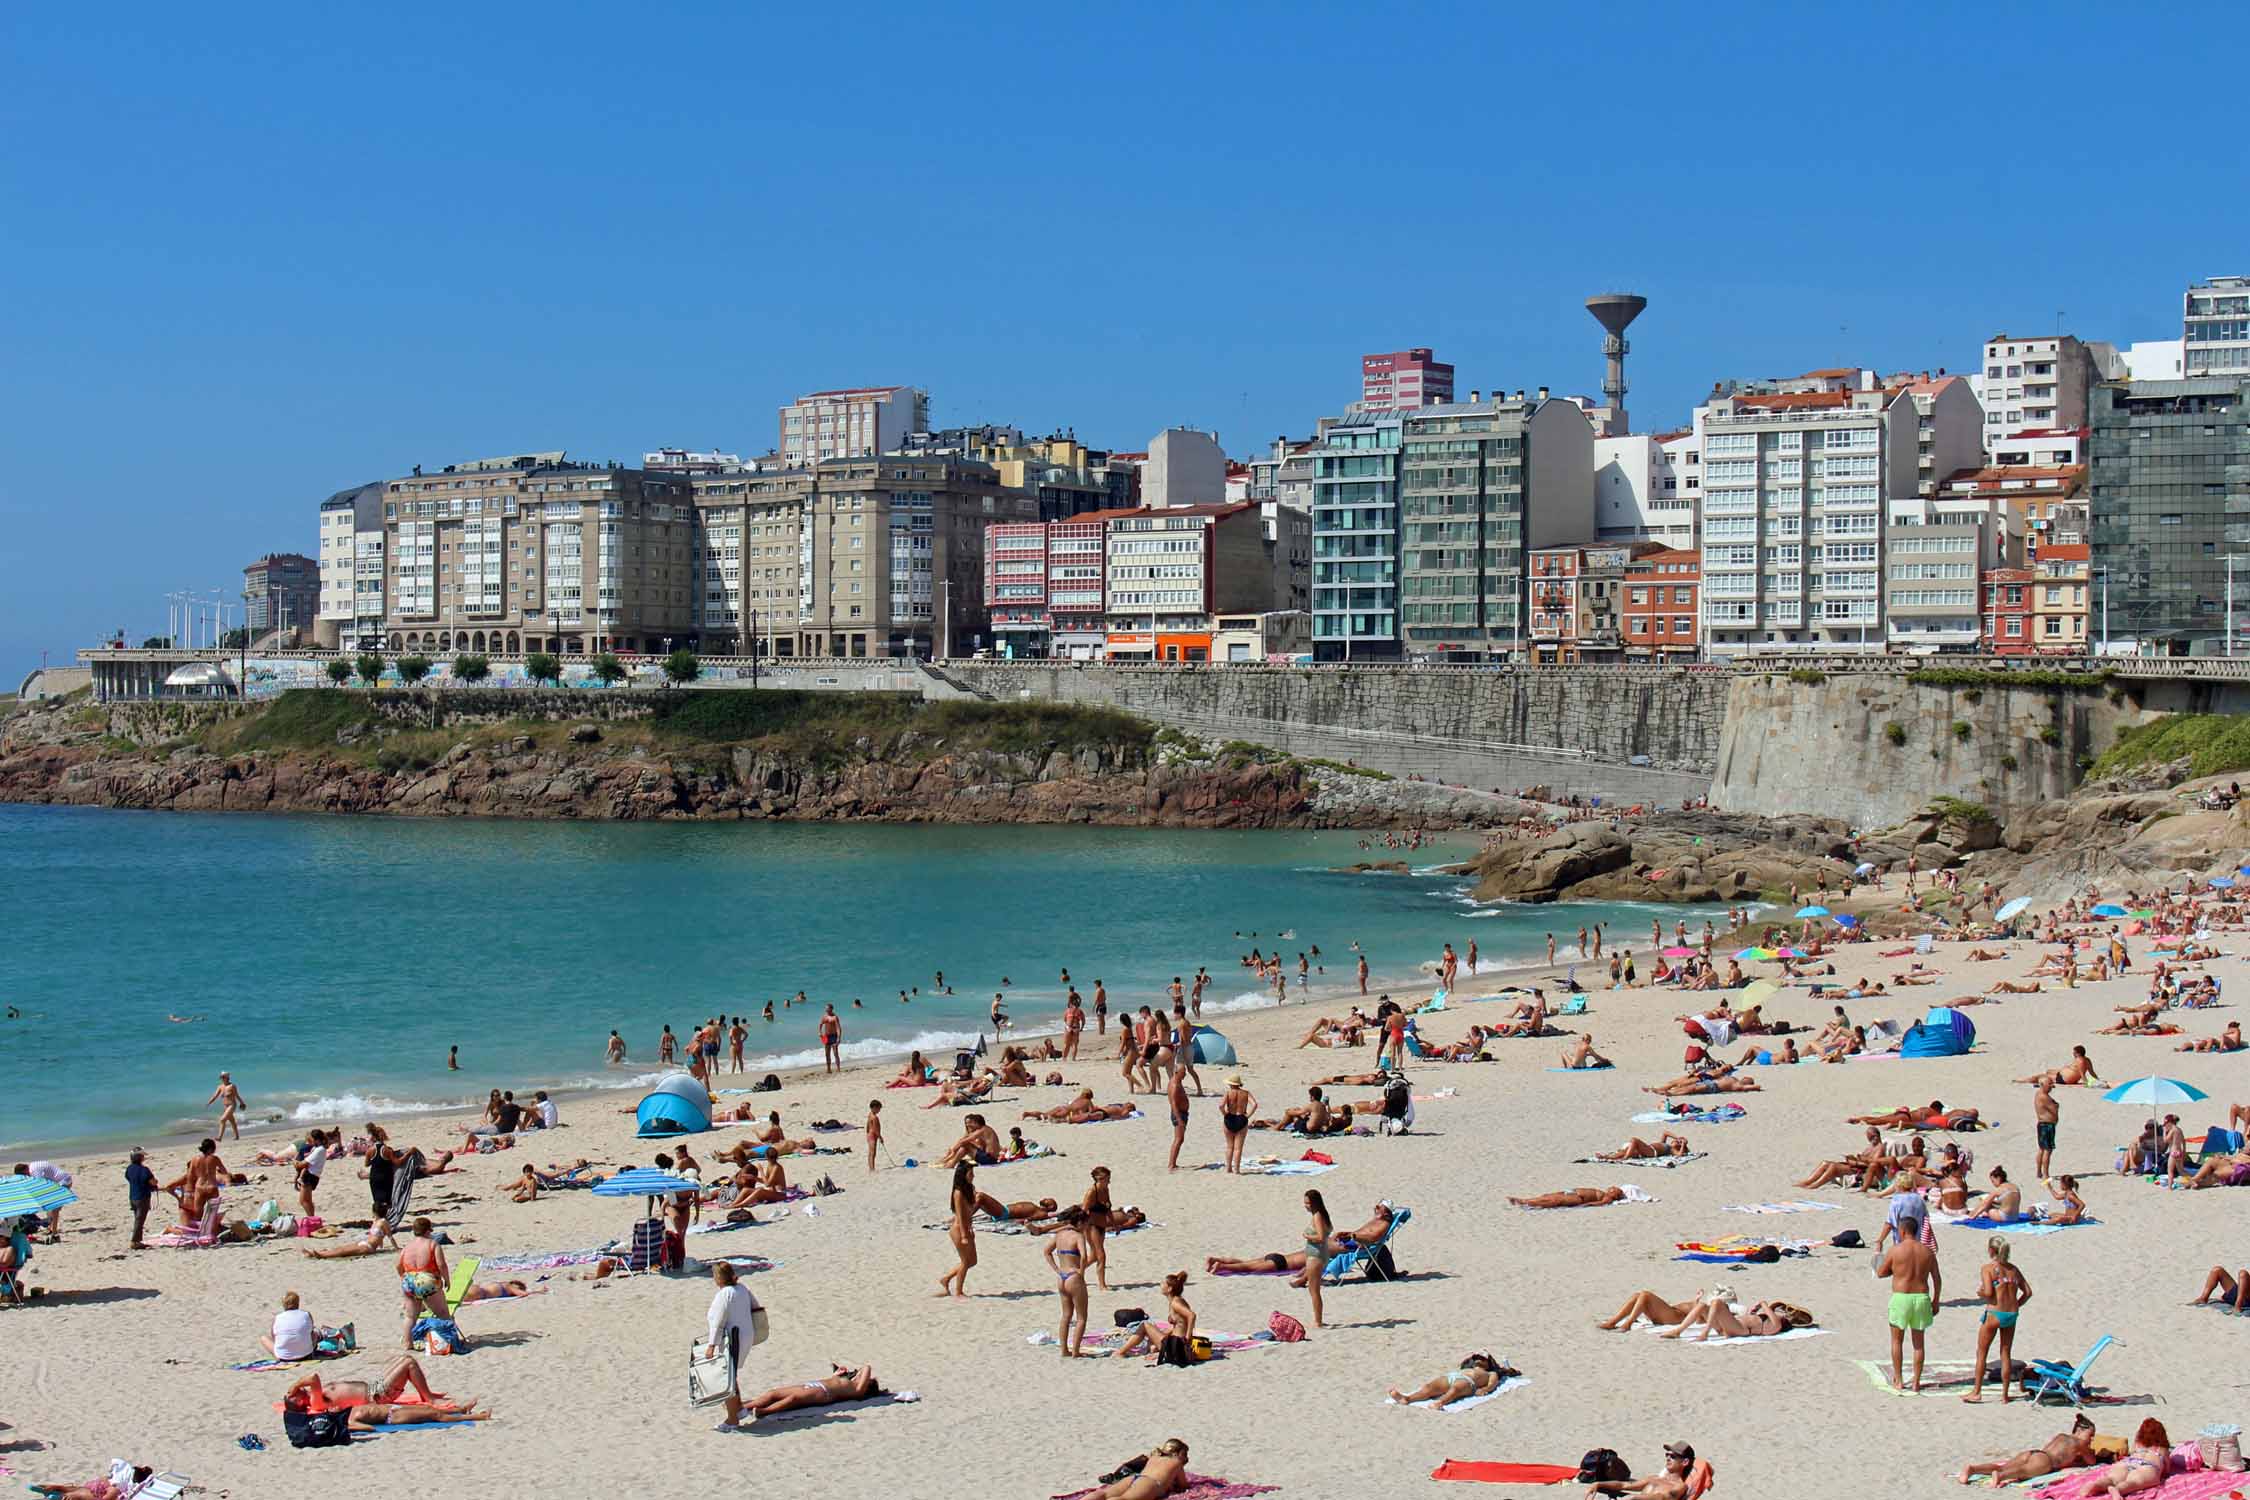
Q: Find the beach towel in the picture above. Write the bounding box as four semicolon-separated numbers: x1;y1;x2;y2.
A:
1516;1185;1653;1209
1631;1307;1829;1346
358;1419;481;1436
1386;1377;1530;1411
1632;1106;1746;1125
1955;1217;2100;1236
746;1391;921;1428
1029;1328;1274;1355
2034;1471;2249;1500
1054;1476;1278;1500
227;1358;315;1372
480;1248;612;1271
1431;1460;1578;1484
1574;1153;1707;1169
1547;1064;1613;1072
1057;1110;1142;1124
1721;1200;1840;1215
1240;1159;1336;1176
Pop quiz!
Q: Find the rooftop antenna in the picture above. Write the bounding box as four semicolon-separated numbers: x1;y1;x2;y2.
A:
1584;293;1647;437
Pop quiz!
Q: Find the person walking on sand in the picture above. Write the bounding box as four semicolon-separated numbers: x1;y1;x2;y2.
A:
819;1004;842;1074
1165;1069;1190;1172
729;1017;746;1074
208;1072;245;1141
1094;979;1108;1035
703;1260;763;1431
1963;1237;2032;1403
1301;1189;1334;1329
2033;1079;2060;1178
1875;1199;1942;1390
395;1216;450;1351
864;1099;883;1174
123;1147;157;1250
937;1161;977;1300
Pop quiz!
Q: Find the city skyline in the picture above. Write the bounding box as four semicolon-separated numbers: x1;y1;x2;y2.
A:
3;4;2240;678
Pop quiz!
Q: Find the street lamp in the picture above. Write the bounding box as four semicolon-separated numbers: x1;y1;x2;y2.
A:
2092;567;2110;657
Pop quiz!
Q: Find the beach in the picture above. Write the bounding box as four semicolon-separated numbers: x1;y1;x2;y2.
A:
6;900;2247;1499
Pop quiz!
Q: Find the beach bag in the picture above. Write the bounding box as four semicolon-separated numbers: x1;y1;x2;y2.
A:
2199;1424;2245;1472
419;1317;465;1356
1831;1229;1863;1248
688;1331;737;1407
1268;1310;1306;1343
1155;1333;1197;1367
1576;1450;1631;1484
282;1406;351;1449
1188;1335;1214;1363
1112;1307;1148;1328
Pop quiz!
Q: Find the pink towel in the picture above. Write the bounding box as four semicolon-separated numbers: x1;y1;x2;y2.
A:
2035;1467;2248;1500
1053;1476;1278;1500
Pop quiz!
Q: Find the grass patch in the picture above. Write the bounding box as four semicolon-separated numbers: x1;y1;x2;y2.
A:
1930;795;1995;826
1883;721;1907;746
1787;668;1826;684
1302;757;1391;780
221;690;376;752
653;690;1156;768
1908;666;2114;690
1952;720;1973;742
2038;724;2062;747
2089;714;2250;781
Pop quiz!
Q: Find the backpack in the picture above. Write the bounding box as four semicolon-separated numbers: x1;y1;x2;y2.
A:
1576;1449;1632;1484
283;1406;351;1449
1267;1310;1306;1343
1156;1334;1197;1367
1112;1307;1149;1328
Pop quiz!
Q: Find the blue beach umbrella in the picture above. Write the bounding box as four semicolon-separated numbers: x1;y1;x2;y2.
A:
2091;903;2127;918
2101;1077;2209;1108
1993;896;2032;923
1795;905;1830;919
0;1175;78;1219
2210;876;2236;889
592;1168;701;1199
1832;913;1861;929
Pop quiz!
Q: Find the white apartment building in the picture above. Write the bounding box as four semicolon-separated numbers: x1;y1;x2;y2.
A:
1976;335;2106;454
2184;276;2250;377
1593;433;1696;549
315;481;384;649
1694;372;1922;657
1143;427;1226;508
1902;374;1985;495
777;386;928;468
1884;490;2022;653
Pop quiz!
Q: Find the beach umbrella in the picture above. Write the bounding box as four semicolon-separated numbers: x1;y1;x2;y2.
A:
2210;876;2236;889
2101;1077;2210;1108
1855;862;1876;875
2127;909;2156;920
1738;979;1780;1007
1993;896;2032;923
1832;913;1861;929
1795;905;1830;919
1733;946;1777;961
1661;946;1698;958
2237;866;2250;877
592;1168;701;1200
2091;903;2127;917
0;1175;77;1219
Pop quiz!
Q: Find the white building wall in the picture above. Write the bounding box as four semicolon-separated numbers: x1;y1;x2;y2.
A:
2125;339;2184;381
1144;428;1226;508
1592;434;1694;548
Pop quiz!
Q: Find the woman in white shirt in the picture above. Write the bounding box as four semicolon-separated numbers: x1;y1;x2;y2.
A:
264;1290;317;1361
296;1131;331;1217
705;1261;762;1431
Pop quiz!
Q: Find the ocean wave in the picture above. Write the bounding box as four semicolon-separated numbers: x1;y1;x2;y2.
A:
745;1028;984;1074
288;1092;474;1123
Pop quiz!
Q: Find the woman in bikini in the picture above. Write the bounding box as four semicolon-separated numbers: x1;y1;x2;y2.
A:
1597;1133;1691;1161
1963;1236;2032;1403
1111;1271;1196;1360
1597;1288;1707;1331
1387;1352;1519;1407
1219;1075;1256;1174
739;1363;883;1417
1301;1189;1333;1329
2084;1419;2171;1498
1655;1294;1812;1341
1082;1166;1115;1292
1044;1206;1091;1357
936;1160;976;1301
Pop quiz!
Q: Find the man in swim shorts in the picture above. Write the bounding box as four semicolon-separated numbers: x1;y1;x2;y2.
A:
1875;1200;1942;1391
2033;1079;2059;1177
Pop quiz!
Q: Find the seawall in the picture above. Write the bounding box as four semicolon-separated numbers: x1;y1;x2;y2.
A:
946;664;1725;804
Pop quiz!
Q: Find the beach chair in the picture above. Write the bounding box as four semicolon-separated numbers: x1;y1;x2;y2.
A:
138;1475;192;1500
2025;1333;2116;1408
1324;1206;1411;1283
443;1256;482;1314
153;1199;223;1249
1555;995;1589;1017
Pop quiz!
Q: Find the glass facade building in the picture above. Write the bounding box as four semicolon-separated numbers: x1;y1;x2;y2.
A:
2087;378;2250;653
1309;414;1403;659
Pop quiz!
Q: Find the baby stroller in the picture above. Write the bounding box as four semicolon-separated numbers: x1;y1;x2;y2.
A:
1375;1071;1415;1136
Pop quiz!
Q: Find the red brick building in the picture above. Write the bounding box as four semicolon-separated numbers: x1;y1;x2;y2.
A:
1623;547;1701;661
1981;566;2035;654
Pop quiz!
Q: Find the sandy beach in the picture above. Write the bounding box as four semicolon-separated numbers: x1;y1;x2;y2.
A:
6;895;2248;1500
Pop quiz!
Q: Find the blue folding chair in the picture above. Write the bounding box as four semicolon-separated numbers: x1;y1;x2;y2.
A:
2025;1334;2116;1407
1323;1206;1411;1283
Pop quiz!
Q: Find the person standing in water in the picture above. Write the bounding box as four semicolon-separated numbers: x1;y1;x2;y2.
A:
208;1072;245;1141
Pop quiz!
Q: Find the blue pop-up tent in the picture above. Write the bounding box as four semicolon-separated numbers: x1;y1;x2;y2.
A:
1900;1006;1975;1059
634;1072;713;1137
1188;1027;1238;1066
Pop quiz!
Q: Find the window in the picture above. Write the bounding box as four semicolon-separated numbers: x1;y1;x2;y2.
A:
2005;617;2022;636
2042;616;2061;637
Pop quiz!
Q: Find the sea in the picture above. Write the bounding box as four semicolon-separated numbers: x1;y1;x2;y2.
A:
0;804;1724;1153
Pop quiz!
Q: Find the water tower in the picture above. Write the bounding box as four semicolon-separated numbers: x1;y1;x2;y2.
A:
1585;293;1648;436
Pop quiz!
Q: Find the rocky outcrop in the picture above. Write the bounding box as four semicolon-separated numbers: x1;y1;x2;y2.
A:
1466;810;1871;904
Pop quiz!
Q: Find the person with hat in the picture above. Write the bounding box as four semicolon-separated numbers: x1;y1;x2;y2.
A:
1586;1441;1704;1497
1218;1075;1256;1175
123;1150;157;1250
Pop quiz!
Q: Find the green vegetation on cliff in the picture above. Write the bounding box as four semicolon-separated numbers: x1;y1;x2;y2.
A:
2090;713;2250;781
1907;666;2113;690
654;690;1154;765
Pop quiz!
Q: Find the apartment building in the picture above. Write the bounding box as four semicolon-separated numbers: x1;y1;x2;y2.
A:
2029;542;2092;654
958;432;1132;521
1982;568;2035;654
2088;377;2250;653
1394;397;1594;658
2183;277;2250;378
1622;547;1701;661
1902;374;1985;496
1144;428;1226;509
1361;348;1453;412
688;468;816;654
1102;502;1273;661
1694;371;1924;656
1526;544;1639;664
242;553;319;639
1977;335;2105;453
778;386;927;468
316;481;384;649
1212;610;1311;662
379;455;696;656
1884;497;2020;654
1309;410;1404;660
1247;436;1317;509
1936;461;2087;563
1594;432;1696;548
983;517;1107;659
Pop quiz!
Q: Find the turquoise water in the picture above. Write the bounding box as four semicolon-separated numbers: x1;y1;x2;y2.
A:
0;805;1707;1151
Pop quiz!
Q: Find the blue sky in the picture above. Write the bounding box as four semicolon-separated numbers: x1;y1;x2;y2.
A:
0;3;2233;679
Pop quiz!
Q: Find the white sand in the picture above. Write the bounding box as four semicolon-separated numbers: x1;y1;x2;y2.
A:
5;914;2246;1498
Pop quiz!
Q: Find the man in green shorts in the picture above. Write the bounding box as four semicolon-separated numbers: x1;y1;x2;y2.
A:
1874;1199;1942;1390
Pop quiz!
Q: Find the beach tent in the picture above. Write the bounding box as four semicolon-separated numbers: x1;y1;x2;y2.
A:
1899;1006;1975;1059
1188;1027;1238;1066
634;1072;713;1138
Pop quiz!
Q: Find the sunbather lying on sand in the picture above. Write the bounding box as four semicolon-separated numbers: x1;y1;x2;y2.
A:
1204;1203;1393;1276
1848;1102;1979;1131
1082;1438;1190;1500
1508;1186;1627;1209
733;1363;882;1418
1387;1351;1519;1406
975;1193;1058;1222
1890;972;1936;987
1655;1294;1812;1341
1598;1288;1707;1330
1312;1069;1389;1087
1296;1017;1364;1048
2176;1021;2245;1053
1644;1070;1760;1097
2015;1047;2100;1086
1966;948;2009;962
1735;1038;1802;1067
299;1222;396;1259
926;1075;994;1108
1560;1034;1613;1069
2097;1015;2176;1037
285;1355;478;1423
1597;1134;1690;1161
1024;1092;1135;1124
2184;1150;2250;1189
1955;1414;2097;1486
456;1278;545;1304
1989;980;2043;994
2194;1263;2250;1312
